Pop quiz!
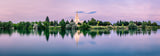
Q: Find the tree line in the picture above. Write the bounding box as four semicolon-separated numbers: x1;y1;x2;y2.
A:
0;16;159;30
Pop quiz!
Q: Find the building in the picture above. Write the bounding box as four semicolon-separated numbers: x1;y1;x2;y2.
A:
74;11;83;24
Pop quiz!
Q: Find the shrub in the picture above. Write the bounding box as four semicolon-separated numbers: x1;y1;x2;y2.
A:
79;23;90;29
128;21;137;29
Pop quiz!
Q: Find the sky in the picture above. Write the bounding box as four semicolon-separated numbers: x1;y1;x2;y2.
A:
0;0;160;23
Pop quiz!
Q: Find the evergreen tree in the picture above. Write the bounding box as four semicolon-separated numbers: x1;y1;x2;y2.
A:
66;20;70;24
59;19;66;29
71;19;74;22
53;20;58;26
147;21;151;26
50;21;54;26
45;16;50;22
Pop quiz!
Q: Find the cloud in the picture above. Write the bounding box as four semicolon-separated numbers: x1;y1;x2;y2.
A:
76;11;96;14
87;11;96;14
77;11;85;13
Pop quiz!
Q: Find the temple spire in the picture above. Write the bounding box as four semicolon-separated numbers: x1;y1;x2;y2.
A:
74;11;80;24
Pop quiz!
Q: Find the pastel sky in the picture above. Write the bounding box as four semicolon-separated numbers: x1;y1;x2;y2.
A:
0;0;160;23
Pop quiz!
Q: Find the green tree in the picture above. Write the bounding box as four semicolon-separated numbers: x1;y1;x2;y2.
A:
147;21;151;26
50;21;54;26
37;21;44;29
79;23;90;29
71;19;74;22
59;19;66;29
83;20;87;24
128;21;137;29
103;22;111;26
124;21;129;26
26;22;31;29
137;22;142;26
88;18;97;26
142;21;147;29
43;21;49;29
53;20;58;26
45;16;50;22
152;22;158;26
66;20;70;24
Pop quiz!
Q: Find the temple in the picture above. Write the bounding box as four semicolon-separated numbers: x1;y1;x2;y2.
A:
74;11;82;24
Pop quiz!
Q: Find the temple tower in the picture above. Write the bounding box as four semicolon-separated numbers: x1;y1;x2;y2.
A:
74;11;80;24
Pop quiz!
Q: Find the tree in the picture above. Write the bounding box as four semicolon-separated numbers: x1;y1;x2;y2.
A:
66;20;69;24
59;19;66;29
152;22;158;26
50;21;54;26
88;18;97;26
78;22;81;25
142;21;147;29
43;21;49;29
137;22;142;26
83;20;87;24
71;19;74;22
79;23;90;29
53;20;58;26
26;22;31;29
45;16;50;22
124;21;129;26
103;22;111;26
147;21;151;26
128;21;137;29
0;21;2;28
98;21;103;26
37;21;44;29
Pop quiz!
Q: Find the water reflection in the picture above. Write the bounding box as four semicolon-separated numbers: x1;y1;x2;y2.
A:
0;29;158;41
115;29;157;36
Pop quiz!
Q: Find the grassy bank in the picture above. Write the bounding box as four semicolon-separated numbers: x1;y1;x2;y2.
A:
90;26;160;29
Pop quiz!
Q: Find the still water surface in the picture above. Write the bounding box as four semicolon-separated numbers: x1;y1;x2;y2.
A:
0;29;160;56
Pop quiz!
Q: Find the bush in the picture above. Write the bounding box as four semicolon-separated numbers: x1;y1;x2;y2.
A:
79;23;90;29
128;21;137;29
142;22;147;29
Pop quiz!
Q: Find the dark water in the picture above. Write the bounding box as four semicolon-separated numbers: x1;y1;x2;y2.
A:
0;29;160;56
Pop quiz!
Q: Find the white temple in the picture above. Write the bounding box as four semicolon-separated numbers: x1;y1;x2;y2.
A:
74;11;82;24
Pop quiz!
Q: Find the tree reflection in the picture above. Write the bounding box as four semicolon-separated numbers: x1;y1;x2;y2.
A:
0;28;159;41
0;29;14;36
44;29;49;41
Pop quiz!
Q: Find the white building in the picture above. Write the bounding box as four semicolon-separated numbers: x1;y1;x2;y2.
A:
74;11;83;24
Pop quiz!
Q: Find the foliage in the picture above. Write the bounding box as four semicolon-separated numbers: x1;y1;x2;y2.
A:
50;21;54;26
88;18;97;26
66;20;70;24
128;21;137;29
142;21;147;29
53;20;58;26
71;19;74;22
43;21;49;29
15;21;32;30
45;16;50;22
66;22;77;30
0;21;13;29
115;20;129;26
152;22;158;26
59;19;66;29
137;22;142;26
147;21;151;26
79;23;90;29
